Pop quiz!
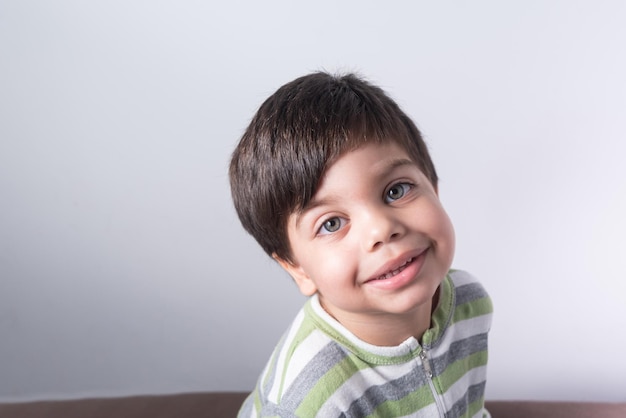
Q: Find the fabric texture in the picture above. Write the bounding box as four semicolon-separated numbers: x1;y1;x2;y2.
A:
239;270;493;418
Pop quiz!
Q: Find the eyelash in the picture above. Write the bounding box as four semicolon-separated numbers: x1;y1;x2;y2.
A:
315;182;414;236
317;216;346;235
384;182;413;203
317;216;347;235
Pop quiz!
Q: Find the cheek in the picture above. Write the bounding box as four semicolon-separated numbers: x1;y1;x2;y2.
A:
443;215;456;256
303;247;357;284
434;209;456;262
418;203;455;249
436;206;454;237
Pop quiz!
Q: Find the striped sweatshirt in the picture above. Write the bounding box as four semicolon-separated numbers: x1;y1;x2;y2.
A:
238;270;493;418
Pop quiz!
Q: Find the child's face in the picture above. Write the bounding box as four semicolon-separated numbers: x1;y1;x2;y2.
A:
276;142;455;336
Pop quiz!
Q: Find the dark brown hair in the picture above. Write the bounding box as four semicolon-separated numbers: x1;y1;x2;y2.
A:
229;72;438;262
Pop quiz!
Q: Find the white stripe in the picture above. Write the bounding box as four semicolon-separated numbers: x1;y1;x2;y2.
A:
432;314;491;356
475;406;492;418
448;270;478;287
282;328;333;392
398;403;440;418
315;359;417;417
267;307;307;403
249;404;257;418
443;364;488;412
310;294;420;357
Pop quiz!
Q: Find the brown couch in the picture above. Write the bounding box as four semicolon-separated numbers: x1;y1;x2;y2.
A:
0;392;624;418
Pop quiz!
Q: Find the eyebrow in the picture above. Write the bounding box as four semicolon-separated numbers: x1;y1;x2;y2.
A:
384;157;415;172
294;157;415;228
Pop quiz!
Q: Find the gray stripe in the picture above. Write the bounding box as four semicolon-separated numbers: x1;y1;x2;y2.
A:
455;282;488;306
431;333;489;377
342;362;429;417
261;402;297;418
237;393;254;417
260;329;291;397
279;341;348;412
445;381;487;418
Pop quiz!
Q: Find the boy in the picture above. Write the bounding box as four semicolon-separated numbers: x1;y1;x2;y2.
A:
230;72;492;417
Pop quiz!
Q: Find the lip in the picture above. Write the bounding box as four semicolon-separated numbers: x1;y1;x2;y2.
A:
363;248;429;289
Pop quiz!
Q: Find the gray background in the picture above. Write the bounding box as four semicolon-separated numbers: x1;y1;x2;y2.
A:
1;0;625;403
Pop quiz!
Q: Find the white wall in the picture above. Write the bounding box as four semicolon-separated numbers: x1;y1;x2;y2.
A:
1;0;625;403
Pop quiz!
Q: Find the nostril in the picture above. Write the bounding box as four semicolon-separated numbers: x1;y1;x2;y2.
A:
372;241;383;250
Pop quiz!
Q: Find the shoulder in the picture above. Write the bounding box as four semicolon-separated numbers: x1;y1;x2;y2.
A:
446;269;493;330
448;269;486;287
245;295;421;416
449;269;491;303
246;301;358;416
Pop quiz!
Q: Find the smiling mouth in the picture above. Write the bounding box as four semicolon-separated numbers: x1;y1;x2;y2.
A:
373;257;414;281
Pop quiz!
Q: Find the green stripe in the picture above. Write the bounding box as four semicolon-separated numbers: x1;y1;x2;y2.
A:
261;332;285;392
436;350;488;393
366;385;436;418
422;275;454;346
465;396;486;418
295;353;367;415
304;302;420;365
253;390;263;415
452;296;493;325
277;315;318;399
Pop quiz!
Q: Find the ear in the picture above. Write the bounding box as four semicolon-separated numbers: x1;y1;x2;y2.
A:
273;254;318;296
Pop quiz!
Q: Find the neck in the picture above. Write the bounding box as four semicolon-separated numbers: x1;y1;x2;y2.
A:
321;298;436;347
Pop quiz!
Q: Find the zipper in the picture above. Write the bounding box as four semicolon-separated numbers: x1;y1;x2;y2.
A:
420;348;446;417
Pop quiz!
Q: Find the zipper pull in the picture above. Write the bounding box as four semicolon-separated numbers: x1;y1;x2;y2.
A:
420;349;433;379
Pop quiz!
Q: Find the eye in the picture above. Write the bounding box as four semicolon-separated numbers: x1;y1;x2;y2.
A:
318;216;345;235
385;183;412;203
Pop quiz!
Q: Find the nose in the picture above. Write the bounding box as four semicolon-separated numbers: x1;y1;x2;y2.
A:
361;206;405;252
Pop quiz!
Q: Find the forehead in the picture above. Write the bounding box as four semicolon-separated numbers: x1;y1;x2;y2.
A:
293;142;420;219
322;141;416;182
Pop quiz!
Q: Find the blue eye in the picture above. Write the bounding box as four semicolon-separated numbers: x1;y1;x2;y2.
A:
319;217;345;235
385;183;411;203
